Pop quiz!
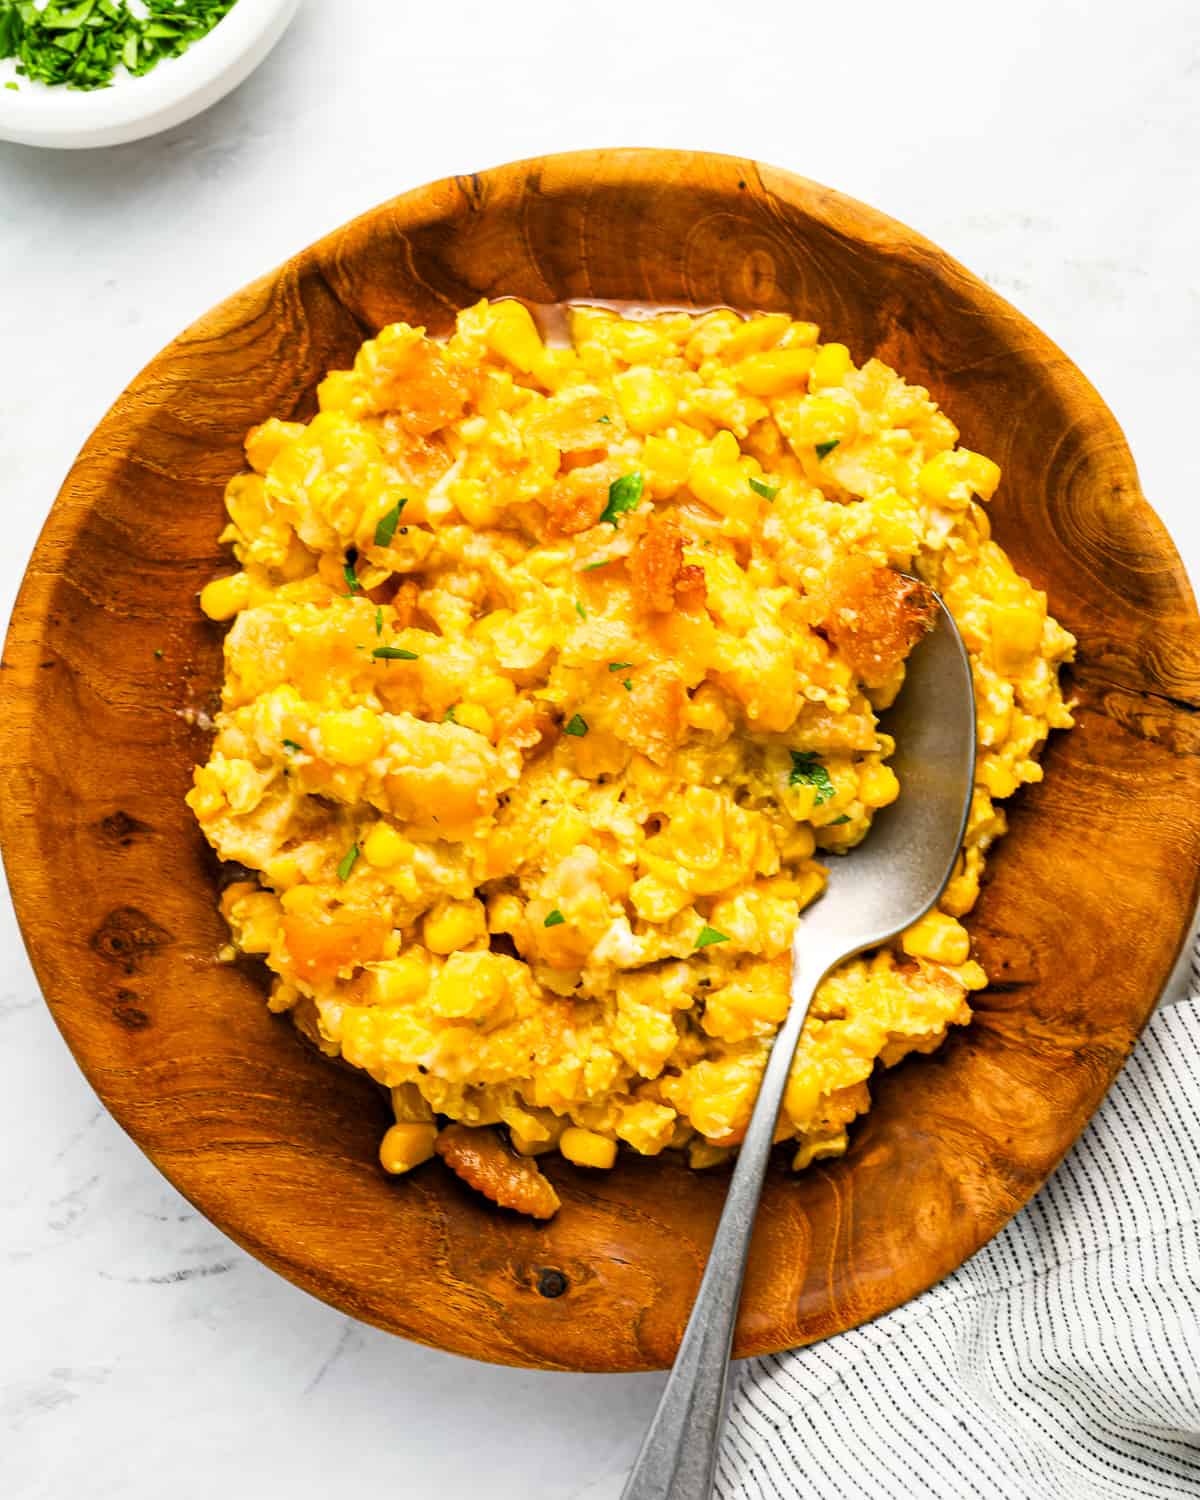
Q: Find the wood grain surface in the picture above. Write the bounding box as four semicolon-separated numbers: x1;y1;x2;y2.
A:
2;149;1198;1372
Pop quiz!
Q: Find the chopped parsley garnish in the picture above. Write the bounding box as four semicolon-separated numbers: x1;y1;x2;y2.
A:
622;679;633;691
749;477;779;500
608;661;633;672
575;600;587;620
563;713;589;736
599;471;644;526
789;751;835;806
342;560;361;594
815;440;840;460
443;705;458;723
830;813;852;825
597;415;612;424
0;0;237;91
373;499;407;548
281;739;303;753
374;607;383;636
695;926;730;949
336;843;359;882
543;909;566;928
582;559;611;571
153;648;164;659
372;646;419;661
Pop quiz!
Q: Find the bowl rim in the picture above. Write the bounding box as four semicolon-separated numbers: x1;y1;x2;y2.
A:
0;0;300;149
3;147;1199;1369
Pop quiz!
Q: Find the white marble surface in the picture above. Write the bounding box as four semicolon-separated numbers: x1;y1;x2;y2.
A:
2;2;1198;1496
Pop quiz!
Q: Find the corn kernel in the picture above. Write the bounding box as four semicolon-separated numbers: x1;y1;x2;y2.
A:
317;370;360;414
452;702;493;737
531;347;576;390
917;448;1001;509
858;763;900;808
684;686;732;736
379;1123;438;1174
226;890;281;954
901;910;971;965
721;313;791;361
688;450;758;526
466;674;517;711
511;1129;555;1157
810;342;853;388
452;477;503;528
223;472;269;536
780;824;816;861
630;874;690;923
940;870;980;917
361;822;411;868
777;320;821;350
980;757;1020;799
780;393;856;447
219;878;263;916
641;434;692;496
244;417;305;474
792;1130;847;1171
546;809;591;860
710;430;740;465
318;708;385;766
784;1067;822;1125
485;300;544;373
369;950;430;1005
991;602;1044;671
688;1139;732;1170
962;450;1001;500
734;349;815;396
560;1127;617;1169
684;310;742;364
958;960;988;991
428;950;506;1018
487;892;524;934
199;572;250;621
423;898;487;956
280;884;323;916
390;1083;434;1123
614;366;677;434
793;865;828;911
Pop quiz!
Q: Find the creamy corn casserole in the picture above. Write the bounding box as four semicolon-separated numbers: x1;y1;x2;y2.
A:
188;300;1074;1218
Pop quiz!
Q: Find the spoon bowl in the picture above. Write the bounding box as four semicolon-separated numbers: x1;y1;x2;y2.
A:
815;589;977;956
622;593;977;1500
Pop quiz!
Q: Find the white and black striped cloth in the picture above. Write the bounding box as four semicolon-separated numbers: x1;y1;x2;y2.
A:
718;949;1200;1499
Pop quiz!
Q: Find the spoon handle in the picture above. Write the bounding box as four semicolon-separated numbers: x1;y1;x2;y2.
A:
621;939;832;1500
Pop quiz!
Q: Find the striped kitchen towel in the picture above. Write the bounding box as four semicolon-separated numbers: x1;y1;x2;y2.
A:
718;949;1200;1500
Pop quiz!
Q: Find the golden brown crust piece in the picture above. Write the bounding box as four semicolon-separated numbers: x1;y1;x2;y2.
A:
494;698;560;758
382;344;472;436
435;1124;561;1219
544;461;614;536
818;558;937;686
624;663;687;762
629;515;707;614
372;576;421;625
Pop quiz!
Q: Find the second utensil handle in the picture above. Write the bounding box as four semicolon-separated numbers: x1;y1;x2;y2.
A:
620;939;833;1500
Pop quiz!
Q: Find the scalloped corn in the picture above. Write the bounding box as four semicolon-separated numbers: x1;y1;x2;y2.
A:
188;300;1074;1203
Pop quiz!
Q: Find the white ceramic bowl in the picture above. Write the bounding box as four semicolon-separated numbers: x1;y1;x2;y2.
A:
0;0;300;149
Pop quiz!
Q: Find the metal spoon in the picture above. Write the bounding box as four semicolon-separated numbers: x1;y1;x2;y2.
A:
621;591;976;1500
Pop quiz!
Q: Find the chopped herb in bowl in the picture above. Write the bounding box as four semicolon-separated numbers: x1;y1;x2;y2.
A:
0;0;238;92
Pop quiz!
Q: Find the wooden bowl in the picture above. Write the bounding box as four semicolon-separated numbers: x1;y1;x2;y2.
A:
3;149;1198;1372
